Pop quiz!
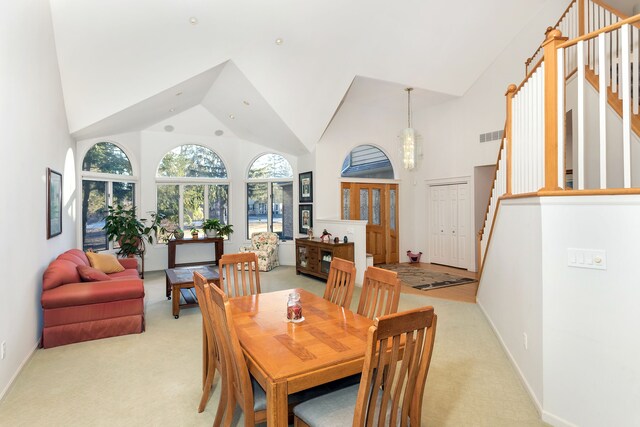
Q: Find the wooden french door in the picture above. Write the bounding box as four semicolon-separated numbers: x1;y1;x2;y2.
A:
341;182;399;264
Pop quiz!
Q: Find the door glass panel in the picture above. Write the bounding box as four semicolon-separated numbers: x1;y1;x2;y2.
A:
208;184;229;224
183;185;204;230
273;181;293;240
359;189;369;221
372;189;381;225
82;180;108;251
342;188;350;219
247;183;269;236
157;185;180;241
390;189;396;231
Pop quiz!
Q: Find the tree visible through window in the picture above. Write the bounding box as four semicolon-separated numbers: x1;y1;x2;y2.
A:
156;144;229;240
247;154;293;240
81;142;135;251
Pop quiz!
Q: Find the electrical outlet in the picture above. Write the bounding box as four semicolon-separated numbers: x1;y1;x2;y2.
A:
1;341;6;360
523;333;528;350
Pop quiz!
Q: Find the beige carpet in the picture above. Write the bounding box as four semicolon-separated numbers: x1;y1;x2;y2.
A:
0;267;547;426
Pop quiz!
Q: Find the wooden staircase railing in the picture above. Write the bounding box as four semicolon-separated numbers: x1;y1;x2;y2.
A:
477;0;640;274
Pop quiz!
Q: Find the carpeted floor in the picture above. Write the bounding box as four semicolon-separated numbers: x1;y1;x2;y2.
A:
378;263;477;290
0;267;546;426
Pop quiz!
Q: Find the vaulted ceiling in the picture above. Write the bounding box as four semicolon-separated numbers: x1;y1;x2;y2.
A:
49;0;550;154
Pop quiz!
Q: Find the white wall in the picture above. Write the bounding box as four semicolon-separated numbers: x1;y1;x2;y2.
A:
0;0;76;398
476;198;544;410
478;196;640;427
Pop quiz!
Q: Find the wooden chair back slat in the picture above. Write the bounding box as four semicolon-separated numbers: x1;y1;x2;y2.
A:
354;306;437;427
323;257;356;308
219;252;261;297
357;266;401;320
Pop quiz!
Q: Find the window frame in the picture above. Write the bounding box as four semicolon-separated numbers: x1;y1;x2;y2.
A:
246;153;294;241
79;141;138;252
156;177;231;236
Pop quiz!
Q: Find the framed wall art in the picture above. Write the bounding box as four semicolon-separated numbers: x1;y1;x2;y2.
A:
299;171;313;203
47;168;62;239
299;204;313;234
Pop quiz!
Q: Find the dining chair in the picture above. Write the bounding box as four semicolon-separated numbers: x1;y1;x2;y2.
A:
357;266;401;320
193;272;225;422
323;257;356;308
218;252;261;297
293;306;438;427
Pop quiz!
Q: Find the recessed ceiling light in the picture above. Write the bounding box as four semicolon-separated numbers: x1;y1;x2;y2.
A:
169;108;175;113
164;125;175;132
229;114;235;119
243;100;250;106
275;38;283;45
215;130;224;136
189;17;198;25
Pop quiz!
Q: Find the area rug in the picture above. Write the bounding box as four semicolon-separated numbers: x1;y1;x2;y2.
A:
377;264;477;290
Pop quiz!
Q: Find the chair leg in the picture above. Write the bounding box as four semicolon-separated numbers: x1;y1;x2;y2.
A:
198;362;215;412
212;374;228;427
294;415;311;427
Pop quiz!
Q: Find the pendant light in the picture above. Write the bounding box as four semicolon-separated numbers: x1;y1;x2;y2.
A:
402;88;416;170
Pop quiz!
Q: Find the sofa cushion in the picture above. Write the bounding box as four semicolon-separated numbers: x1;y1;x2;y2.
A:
77;265;112;282
41;279;144;309
43;259;82;291
86;252;125;273
58;250;90;267
108;269;140;279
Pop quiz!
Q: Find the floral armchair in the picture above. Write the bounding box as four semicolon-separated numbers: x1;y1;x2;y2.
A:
239;232;280;271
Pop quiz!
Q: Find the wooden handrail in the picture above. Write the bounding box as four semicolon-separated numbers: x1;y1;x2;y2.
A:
517;58;544;95
590;0;630;20
559;13;640;48
525;0;577;72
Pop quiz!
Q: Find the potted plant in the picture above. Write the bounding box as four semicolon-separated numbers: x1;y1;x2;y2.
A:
202;218;234;239
190;227;199;239
202;218;221;238
217;223;234;239
103;205;165;257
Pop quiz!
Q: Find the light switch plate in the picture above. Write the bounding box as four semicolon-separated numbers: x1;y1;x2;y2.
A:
567;248;606;270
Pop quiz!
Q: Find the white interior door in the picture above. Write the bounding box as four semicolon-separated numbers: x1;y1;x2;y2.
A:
429;182;469;269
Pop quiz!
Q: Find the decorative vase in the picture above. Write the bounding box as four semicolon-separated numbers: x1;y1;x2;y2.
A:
174;229;184;239
287;292;303;322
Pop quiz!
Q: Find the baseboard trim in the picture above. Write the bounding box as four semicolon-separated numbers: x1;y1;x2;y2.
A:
476;298;543;414
0;340;39;402
542;410;578;427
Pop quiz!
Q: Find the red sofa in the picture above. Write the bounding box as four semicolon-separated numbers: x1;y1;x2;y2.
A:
41;249;145;348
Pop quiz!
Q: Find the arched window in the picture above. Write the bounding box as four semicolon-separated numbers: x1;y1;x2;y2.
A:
81;142;135;251
156;145;229;239
247;154;293;240
341;145;394;179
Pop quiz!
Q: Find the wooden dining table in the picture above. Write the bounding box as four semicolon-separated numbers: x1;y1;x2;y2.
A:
228;288;374;427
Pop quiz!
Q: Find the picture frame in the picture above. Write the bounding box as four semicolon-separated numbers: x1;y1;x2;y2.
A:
299;204;313;234
299;171;313;203
47;168;62;239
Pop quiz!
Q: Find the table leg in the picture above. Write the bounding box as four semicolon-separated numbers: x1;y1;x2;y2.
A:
172;285;180;319
266;379;288;427
166;276;171;299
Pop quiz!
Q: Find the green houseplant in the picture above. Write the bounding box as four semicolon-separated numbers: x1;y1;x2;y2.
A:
103;205;165;257
202;218;234;239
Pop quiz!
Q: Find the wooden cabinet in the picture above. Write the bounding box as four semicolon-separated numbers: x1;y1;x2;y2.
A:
295;238;354;280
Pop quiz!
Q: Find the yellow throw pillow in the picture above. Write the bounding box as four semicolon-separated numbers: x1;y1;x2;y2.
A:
85;252;125;274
